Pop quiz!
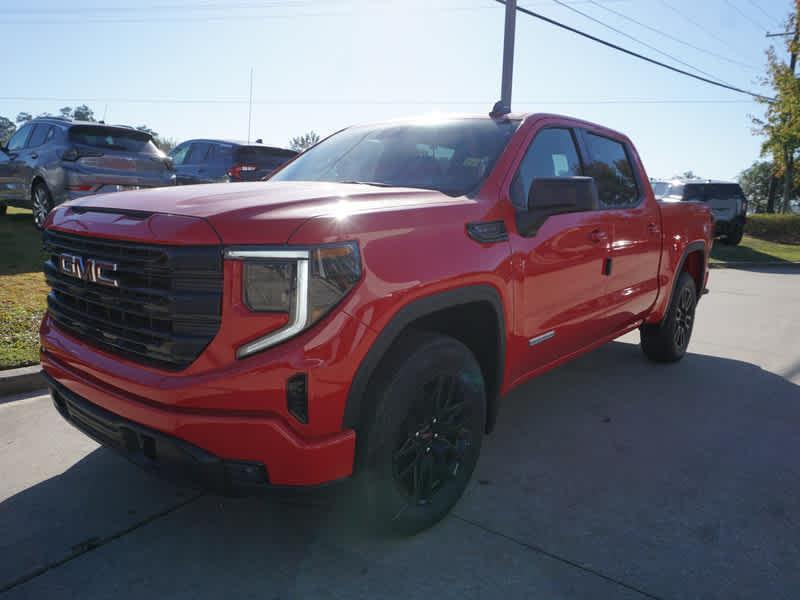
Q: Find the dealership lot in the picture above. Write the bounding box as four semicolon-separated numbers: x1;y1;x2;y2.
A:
1;267;798;600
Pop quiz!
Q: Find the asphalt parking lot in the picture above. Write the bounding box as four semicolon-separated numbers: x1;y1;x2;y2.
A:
1;266;798;600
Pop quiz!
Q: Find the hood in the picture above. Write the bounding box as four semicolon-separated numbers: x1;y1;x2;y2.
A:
59;181;464;244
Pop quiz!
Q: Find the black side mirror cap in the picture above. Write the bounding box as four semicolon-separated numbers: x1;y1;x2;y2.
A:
517;176;600;237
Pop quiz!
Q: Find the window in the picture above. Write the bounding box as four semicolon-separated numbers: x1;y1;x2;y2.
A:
236;146;295;169
510;128;582;209
170;143;190;166
186;142;211;164
210;144;234;165
583;133;639;207
682;184;703;202
27;125;52;148
7;125;32;151
68;125;160;155
271;119;519;196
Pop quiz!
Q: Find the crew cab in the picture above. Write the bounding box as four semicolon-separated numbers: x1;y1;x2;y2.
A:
39;113;713;534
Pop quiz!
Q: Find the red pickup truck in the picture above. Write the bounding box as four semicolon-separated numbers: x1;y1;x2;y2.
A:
40;113;712;534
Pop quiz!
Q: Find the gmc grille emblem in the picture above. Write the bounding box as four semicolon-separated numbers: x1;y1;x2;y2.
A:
57;254;119;288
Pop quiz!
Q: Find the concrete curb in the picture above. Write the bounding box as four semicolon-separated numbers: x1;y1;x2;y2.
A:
0;365;46;397
710;261;800;269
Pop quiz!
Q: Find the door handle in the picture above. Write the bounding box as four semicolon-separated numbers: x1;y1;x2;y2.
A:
647;222;660;234
30;153;38;159
589;229;608;243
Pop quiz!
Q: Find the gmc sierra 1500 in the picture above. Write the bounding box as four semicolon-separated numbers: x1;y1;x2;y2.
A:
40;112;712;534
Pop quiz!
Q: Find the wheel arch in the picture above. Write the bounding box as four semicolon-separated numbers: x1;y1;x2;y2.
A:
665;240;707;317
342;284;507;437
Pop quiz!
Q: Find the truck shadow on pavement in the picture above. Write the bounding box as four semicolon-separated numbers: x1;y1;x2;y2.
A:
2;341;800;599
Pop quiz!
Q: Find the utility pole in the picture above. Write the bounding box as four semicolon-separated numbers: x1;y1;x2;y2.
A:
493;0;516;116
782;11;799;213
247;67;254;144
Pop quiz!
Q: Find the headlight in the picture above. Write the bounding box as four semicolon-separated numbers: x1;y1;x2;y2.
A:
225;243;361;358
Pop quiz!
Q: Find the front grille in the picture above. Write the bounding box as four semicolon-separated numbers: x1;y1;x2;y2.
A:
43;230;222;370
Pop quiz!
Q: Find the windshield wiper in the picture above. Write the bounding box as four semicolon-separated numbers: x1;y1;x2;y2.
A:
336;180;396;187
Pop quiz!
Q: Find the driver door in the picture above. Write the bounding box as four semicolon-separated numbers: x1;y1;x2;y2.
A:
507;126;615;383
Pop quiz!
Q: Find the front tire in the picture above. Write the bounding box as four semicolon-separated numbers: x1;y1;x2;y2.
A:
0;203;7;216
640;272;697;363
356;330;486;535
32;183;53;230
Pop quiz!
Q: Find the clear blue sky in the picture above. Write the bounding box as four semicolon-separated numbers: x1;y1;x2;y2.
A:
0;0;793;180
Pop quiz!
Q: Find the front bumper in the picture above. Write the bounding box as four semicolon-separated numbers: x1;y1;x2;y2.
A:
47;374;273;494
40;343;357;488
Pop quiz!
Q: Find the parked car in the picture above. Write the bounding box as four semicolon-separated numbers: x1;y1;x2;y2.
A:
40;112;712;535
661;179;747;245
650;179;670;199
0;117;176;228
170;139;297;185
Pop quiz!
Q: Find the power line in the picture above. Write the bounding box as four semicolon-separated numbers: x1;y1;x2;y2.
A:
497;1;772;101
744;0;786;28
722;0;771;33
550;0;736;83
0;95;755;106
655;0;754;59
583;0;757;70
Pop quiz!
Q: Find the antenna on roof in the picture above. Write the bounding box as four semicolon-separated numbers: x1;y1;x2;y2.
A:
255;138;263;144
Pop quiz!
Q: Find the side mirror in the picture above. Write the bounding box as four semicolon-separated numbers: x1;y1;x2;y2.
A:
517;176;600;236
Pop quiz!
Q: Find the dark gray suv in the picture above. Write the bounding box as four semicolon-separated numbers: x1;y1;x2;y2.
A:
0;117;176;228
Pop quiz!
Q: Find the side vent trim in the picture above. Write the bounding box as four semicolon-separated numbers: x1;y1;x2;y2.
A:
466;220;509;244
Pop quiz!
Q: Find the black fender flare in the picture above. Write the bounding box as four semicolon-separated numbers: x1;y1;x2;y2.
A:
660;240;707;322
342;284;507;434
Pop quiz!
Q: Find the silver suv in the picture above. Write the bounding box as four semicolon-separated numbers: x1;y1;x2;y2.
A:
0;117;176;228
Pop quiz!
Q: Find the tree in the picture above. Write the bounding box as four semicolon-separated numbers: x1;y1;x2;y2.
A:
289;131;320;152
59;106;72;118
154;136;178;153
752;4;800;213
681;170;699;179
0;116;15;146
15;112;32;124
739;161;777;213
71;104;95;121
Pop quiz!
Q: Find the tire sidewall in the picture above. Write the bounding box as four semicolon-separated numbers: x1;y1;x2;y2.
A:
360;334;486;534
32;184;52;230
664;273;697;358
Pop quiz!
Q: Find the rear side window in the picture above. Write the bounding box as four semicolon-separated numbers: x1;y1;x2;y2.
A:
583;133;639;207
511;128;582;209
683;185;703;202
210;144;234;166
236;147;296;169
27;125;53;148
68;126;160;155
186;142;211;164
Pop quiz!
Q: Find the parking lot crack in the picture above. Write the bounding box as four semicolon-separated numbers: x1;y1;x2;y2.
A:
0;491;204;594
453;514;666;600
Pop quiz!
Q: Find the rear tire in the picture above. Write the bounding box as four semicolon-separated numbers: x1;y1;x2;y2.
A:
640;272;697;363
0;203;6;216
723;227;743;246
32;183;53;230
356;330;486;536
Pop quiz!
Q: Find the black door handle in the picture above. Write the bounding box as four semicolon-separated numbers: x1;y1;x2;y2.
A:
30;153;38;159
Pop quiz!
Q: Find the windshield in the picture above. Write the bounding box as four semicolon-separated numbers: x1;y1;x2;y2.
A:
68;125;160;155
270;119;519;196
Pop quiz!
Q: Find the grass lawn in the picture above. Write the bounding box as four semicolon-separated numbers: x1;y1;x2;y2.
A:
711;235;800;265
0;207;48;369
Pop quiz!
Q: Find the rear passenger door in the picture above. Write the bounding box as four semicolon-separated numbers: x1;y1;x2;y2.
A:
579;129;661;331
507;126;616;383
175;142;211;185
19;124;53;191
208;143;234;182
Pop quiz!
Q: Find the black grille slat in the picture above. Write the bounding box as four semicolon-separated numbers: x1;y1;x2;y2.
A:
43;230;222;370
